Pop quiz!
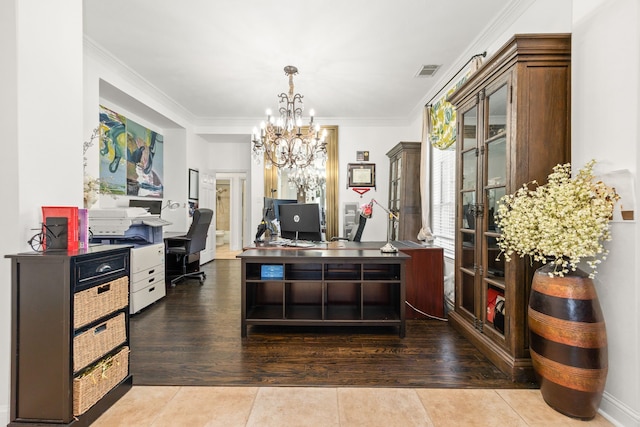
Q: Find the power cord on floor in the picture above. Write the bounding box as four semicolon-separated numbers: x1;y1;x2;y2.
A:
405;301;448;322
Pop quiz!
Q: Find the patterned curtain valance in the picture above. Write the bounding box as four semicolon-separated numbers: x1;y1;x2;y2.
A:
429;74;470;150
428;53;485;150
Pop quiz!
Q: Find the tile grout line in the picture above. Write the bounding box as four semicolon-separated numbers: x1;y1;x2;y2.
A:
493;389;531;426
244;386;262;426
412;388;436;426
148;386;183;427
335;387;341;426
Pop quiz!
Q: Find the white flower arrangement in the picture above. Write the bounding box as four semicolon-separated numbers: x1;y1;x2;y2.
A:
83;174;100;208
495;160;619;278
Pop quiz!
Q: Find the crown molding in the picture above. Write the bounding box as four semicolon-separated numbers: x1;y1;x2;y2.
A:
410;0;536;119
84;36;197;126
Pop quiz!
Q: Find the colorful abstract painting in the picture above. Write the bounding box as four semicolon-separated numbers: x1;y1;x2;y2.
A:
99;105;164;198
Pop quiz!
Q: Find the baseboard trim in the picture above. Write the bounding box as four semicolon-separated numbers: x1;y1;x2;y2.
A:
599;390;640;427
1;404;8;425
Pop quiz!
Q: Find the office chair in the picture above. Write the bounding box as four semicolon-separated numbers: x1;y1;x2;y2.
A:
331;212;367;242
165;208;213;286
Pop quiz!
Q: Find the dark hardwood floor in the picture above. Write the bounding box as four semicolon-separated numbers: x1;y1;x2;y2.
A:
130;259;538;389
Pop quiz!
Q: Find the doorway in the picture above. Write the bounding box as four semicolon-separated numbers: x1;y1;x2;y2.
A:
215;172;247;259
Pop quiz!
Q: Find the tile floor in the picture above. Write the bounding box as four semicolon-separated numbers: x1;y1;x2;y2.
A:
94;386;614;426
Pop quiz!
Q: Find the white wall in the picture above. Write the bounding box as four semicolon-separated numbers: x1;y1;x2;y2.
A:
207;140;252;170
337;125;420;241
0;1;19;423
571;0;639;424
486;0;574;53
0;1;84;423
161;128;189;232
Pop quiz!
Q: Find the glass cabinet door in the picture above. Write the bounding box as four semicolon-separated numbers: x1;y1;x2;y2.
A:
482;81;509;336
457;104;479;319
388;156;400;240
392;156;401;240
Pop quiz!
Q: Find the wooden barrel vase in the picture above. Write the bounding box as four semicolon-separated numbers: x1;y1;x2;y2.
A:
528;263;608;420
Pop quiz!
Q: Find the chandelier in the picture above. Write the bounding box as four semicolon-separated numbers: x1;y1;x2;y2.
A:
252;66;327;169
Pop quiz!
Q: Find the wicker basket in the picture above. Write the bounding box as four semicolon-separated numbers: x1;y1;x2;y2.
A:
73;346;129;416
73;312;127;372
74;276;129;329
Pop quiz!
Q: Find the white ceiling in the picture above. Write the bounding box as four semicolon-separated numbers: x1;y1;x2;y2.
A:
83;0;514;126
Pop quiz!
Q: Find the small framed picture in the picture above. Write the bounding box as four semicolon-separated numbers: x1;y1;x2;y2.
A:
347;163;376;188
356;151;370;162
188;168;199;200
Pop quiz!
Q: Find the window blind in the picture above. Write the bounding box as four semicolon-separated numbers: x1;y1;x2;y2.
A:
431;145;456;257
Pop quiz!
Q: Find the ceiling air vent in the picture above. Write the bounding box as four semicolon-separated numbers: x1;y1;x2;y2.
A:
415;64;441;78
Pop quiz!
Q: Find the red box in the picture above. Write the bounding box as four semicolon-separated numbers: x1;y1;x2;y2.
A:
42;206;79;251
487;287;502;323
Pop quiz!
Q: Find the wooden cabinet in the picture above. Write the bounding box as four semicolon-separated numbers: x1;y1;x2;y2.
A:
239;249;409;337
397;243;444;319
7;246;133;426
386;141;422;241
447;34;571;381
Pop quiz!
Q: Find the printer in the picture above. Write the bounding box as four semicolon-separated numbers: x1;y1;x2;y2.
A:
88;207;171;245
89;206;171;314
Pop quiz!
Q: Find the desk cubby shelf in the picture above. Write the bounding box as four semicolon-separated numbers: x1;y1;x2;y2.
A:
239;249;409;337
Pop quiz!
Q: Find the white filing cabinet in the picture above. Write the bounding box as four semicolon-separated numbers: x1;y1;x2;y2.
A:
130;243;166;314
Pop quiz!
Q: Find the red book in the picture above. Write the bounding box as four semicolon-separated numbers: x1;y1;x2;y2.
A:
42;206;79;251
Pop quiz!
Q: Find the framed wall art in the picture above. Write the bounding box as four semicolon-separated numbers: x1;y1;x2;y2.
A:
347;163;376;188
99;105;164;198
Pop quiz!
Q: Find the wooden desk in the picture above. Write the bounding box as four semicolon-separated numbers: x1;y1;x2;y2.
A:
238;249;410;337
244;241;444;319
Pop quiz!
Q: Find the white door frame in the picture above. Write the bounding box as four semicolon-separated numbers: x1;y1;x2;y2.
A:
214;171;248;253
199;171;216;263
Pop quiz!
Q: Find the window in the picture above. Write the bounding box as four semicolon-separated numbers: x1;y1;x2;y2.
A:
431;144;456;257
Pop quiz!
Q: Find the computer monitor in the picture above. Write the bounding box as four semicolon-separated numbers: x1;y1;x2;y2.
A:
129;199;162;215
263;197;298;222
272;198;297;221
278;203;322;242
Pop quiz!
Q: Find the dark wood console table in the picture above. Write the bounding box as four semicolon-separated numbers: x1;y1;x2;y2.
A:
245;240;444;319
238;248;410;337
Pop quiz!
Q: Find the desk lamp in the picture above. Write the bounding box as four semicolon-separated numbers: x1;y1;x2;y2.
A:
162;200;180;211
369;199;399;253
